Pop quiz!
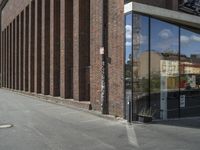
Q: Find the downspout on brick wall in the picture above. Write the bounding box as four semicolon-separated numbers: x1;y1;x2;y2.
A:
101;0;109;114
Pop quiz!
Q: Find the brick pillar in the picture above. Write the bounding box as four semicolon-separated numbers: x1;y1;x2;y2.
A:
90;0;103;110
1;31;4;87
10;23;12;89
0;31;2;87
0;29;1;88
73;0;90;101
15;16;19;90
41;0;50;95
28;1;35;92
90;0;124;117
1;31;2;87
4;27;8;88
19;12;24;91
60;0;73;98
107;0;124;117
3;30;5;87
34;0;42;93
0;30;1;88
9;22;13;89
9;23;12;89
1;30;5;87
12;20;15;89
50;0;60;96
23;6;29;91
8;25;10;88
6;26;9;88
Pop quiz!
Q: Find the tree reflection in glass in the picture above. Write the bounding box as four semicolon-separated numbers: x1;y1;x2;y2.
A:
132;14;149;115
150;18;179;119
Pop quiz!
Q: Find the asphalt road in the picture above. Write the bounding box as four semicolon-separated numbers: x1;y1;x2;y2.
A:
0;89;199;150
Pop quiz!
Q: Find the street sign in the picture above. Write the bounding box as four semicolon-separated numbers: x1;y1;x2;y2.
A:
180;95;186;108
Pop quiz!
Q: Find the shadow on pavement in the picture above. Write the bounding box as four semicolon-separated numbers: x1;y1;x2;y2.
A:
151;117;200;129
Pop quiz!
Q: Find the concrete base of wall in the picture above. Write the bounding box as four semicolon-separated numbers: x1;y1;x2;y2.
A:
1;88;92;110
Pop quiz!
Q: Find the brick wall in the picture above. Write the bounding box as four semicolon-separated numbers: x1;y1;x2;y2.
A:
0;0;125;118
90;0;124;117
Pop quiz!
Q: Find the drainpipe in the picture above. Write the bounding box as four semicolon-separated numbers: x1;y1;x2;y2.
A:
100;0;108;114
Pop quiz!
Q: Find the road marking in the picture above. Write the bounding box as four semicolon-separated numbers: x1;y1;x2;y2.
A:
126;124;139;148
0;124;13;129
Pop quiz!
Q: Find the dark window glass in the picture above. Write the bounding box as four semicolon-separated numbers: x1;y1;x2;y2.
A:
150;18;179;119
180;28;200;117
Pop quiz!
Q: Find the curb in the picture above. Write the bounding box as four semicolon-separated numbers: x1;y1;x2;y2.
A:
0;88;124;122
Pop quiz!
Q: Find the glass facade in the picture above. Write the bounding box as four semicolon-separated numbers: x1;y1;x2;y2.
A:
125;13;133;120
125;12;200;120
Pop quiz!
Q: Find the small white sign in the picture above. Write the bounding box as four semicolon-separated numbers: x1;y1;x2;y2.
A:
100;47;104;55
180;95;186;108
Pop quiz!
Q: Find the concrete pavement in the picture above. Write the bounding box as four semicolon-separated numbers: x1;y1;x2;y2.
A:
0;89;199;150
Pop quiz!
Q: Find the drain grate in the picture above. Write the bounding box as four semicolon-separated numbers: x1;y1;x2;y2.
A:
0;124;13;129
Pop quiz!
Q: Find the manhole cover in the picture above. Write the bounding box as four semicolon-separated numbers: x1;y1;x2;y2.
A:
0;124;13;129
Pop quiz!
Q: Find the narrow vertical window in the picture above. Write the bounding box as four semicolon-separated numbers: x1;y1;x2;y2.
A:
125;13;132;120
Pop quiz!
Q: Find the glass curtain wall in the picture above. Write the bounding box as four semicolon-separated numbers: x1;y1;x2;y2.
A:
125;13;133;120
150;19;179;119
132;14;149;119
125;11;200;120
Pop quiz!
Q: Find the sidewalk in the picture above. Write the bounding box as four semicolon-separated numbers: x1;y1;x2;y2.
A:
0;89;199;150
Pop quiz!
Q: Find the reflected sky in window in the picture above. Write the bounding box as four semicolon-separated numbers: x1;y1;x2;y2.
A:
125;13;200;59
125;13;132;63
151;18;179;53
181;28;200;57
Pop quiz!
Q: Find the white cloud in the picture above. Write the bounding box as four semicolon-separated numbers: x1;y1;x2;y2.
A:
126;42;132;47
181;34;200;44
191;35;200;42
126;25;132;39
159;29;173;39
181;35;190;44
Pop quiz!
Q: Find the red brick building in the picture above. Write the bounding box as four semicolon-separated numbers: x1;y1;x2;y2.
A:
0;0;200;122
0;0;124;118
